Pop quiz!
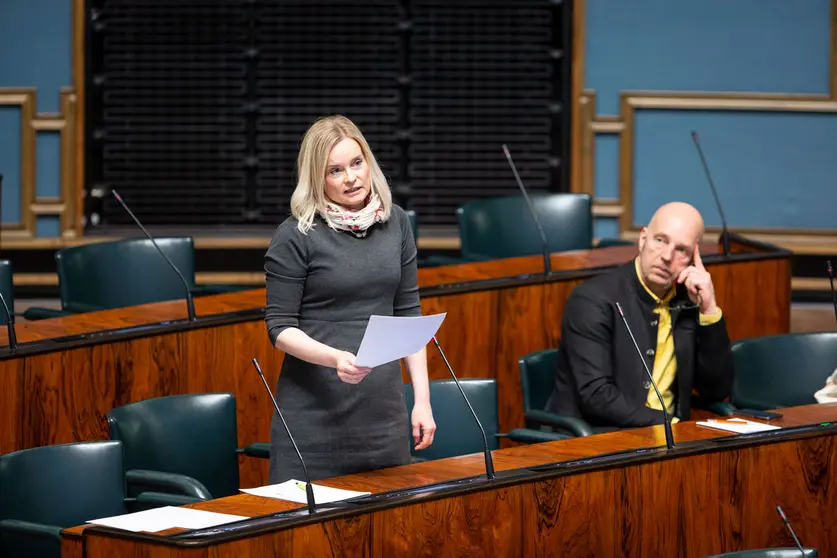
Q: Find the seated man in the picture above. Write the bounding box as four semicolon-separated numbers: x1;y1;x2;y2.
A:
546;201;733;431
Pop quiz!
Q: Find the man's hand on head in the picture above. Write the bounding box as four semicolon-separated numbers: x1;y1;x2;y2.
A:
677;245;719;314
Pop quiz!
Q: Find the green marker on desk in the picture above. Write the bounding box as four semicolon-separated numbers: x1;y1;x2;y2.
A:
296;481;308;492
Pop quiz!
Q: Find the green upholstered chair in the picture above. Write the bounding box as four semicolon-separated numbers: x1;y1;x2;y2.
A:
704;549;816;557
0;440;190;558
15;237;245;318
106;393;269;501
709;332;837;416
403;379;554;460
420;193;632;268
404;379;500;461
54;237;198;313
457;193;594;261
518;348;594;438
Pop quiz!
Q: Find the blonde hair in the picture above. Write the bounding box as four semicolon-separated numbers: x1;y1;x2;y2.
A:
290;115;392;234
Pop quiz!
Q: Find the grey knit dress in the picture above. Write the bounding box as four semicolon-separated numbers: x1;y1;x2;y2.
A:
263;205;420;484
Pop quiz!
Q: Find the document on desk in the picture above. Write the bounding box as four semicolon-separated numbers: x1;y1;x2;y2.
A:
241;480;371;504
354;313;446;368
696;417;781;434
87;506;248;533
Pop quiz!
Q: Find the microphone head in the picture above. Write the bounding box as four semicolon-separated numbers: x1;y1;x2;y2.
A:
690;130;700;144
776;505;791;523
251;357;264;376
501;144;511;158
828;260;833;277
615;302;624;315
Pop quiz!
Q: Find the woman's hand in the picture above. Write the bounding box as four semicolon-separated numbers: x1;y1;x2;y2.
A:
334;351;372;384
411;401;436;450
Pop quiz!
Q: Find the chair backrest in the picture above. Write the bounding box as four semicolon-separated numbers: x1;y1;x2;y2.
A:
731;332;837;410
0;259;13;325
519;348;559;413
703;549;817;557
0;441;126;558
106;393;240;499
404;379;499;461
456;194;593;260
55;237;196;312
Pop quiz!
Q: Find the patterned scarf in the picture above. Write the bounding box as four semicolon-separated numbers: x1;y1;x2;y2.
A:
319;192;384;238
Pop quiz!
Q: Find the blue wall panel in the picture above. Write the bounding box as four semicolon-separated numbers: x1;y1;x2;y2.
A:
0;0;72;113
594;134;619;199
594;217;620;240
0;106;22;224
36;215;60;237
36;132;61;198
587;0;831;114
632;109;837;230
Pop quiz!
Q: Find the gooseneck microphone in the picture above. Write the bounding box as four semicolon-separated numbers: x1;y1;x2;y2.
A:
827;260;837;324
0;291;18;350
111;190;196;321
432;336;496;480
690;131;731;257
501;144;552;276
776;506;806;557
615;302;675;450
251;358;316;514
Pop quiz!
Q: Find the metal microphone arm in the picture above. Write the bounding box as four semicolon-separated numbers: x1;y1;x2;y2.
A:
615;302;674;450
690;131;731;257
502;144;552;275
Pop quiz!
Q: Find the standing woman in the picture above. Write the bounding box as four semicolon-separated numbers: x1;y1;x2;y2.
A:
264;115;436;483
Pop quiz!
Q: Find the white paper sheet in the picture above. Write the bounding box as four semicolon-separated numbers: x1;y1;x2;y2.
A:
354;313;446;368
87;506;248;533
241;480;370;504
696;417;781;434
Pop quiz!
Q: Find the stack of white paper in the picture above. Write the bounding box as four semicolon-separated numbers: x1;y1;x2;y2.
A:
696;417;781;434
241;480;370;504
87;506;248;533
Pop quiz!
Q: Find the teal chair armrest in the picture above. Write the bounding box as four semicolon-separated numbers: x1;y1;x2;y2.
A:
506;428;570;444
192;284;252;296
525;410;594;437
0;519;62;542
133;491;205;506
19;307;77;320
706;401;738;416
238;442;270;458
62;301;110;314
126;469;213;500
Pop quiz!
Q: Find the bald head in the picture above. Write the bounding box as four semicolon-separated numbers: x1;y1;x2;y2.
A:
637;202;705;297
647;202;705;240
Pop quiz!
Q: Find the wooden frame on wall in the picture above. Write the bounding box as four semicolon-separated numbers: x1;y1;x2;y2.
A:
0;88;78;241
569;0;837;253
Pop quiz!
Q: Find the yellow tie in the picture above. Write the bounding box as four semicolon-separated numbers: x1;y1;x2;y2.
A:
646;301;676;414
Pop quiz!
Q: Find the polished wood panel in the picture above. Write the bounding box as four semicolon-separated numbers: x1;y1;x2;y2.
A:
1;235;791;491
2;321;282;488
70;404;837;557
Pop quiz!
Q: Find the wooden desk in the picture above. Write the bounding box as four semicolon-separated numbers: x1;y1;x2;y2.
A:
1;233;791;488
64;403;837;557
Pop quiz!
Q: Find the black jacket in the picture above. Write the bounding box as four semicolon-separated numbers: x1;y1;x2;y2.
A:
545;261;734;430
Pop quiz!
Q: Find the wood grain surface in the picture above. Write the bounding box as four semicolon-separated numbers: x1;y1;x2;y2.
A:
72;403;837;558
